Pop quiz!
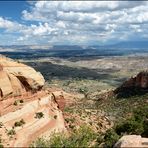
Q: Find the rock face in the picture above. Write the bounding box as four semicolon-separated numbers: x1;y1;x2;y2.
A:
114;135;148;148
0;92;66;147
114;71;148;98
0;55;66;147
0;55;45;99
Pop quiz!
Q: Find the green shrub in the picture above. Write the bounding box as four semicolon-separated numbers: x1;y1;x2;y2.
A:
50;125;96;147
7;129;16;136
115;119;144;135
0;136;3;148
0;144;3;148
104;129;120;148
133;105;148;121
49;134;66;147
13;100;24;106
0;122;3;128
20;119;25;124
14;119;25;127
30;138;50;147
115;105;148;136
53;115;57;119
143;120;148;137
14;122;22;127
13;101;18;106
32;125;97;147
20;100;24;103
64;107;73;113
71;125;97;147
35;112;44;119
103;105;148;147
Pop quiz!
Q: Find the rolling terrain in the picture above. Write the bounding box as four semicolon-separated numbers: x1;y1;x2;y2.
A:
0;46;148;147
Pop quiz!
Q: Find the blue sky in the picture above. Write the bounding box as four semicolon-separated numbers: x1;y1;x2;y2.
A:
0;1;148;45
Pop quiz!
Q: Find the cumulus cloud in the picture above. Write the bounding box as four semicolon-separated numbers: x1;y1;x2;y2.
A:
0;17;23;32
1;1;148;45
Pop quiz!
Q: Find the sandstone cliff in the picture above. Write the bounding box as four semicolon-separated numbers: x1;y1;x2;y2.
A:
0;55;66;147
114;71;148;98
0;55;45;99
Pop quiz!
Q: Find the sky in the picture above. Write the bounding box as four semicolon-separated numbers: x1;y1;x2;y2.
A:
0;1;148;45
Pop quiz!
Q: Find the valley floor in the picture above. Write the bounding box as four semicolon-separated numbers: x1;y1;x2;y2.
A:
22;54;148;93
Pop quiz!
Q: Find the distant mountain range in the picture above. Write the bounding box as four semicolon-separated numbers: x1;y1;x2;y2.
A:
106;41;148;49
0;41;148;53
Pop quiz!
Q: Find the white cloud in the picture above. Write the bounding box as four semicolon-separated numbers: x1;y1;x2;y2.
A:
0;17;14;28
1;1;148;45
0;17;23;32
56;21;66;28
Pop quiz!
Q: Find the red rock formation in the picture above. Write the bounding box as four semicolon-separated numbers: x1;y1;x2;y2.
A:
0;55;66;147
51;92;65;111
121;71;148;89
114;71;148;98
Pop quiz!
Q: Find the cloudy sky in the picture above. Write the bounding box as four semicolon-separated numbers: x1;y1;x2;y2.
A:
0;1;148;45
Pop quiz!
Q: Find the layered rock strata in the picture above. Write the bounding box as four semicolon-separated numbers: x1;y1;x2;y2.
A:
0;55;66;147
0;55;45;100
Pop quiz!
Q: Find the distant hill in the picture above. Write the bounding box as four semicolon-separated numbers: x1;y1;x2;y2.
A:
105;41;148;49
0;41;148;51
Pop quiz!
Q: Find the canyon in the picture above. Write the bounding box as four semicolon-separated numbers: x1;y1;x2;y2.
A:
0;55;148;147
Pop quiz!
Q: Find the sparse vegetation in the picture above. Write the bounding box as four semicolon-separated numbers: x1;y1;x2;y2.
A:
20;99;24;103
7;129;16;136
0;122;3;128
53;115;57;119
0;136;3;148
35;112;44;119
14;119;25;127
13;100;18;106
78;87;89;98
65;118;75;124
31;125;97;147
1;53;148;147
64;107;74;113
102;105;148;147
103;129;120;147
13;99;24;106
0;143;3;148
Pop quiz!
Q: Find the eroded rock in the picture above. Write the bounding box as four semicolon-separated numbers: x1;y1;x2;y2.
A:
0;55;45;99
114;71;148;98
0;55;66;147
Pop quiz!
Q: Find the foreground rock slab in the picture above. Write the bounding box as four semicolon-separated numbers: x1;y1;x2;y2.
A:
0;55;66;147
114;135;148;148
0;93;66;147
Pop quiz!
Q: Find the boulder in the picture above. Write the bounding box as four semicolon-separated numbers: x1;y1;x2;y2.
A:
114;135;148;148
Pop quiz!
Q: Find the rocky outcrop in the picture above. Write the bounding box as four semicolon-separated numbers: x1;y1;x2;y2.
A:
114;71;148;98
0;55;45;99
0;55;66;147
0;93;66;147
114;135;148;147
